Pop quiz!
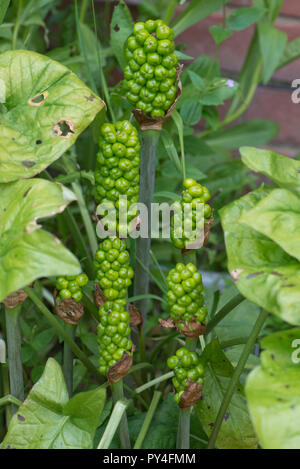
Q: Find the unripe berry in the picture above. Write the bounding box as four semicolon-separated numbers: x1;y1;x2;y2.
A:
124;20;178;117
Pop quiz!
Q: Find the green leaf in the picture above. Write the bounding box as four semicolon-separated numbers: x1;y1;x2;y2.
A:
246;329;300;449
172;0;231;37
258;23;287;84
0;50;104;182
161;130;182;173
200;78;238;106
240;188;300;261
205;120;278;149
196;339;257;449
0;179;80;303
0;0;10;26
2;358;106;449
227;7;265;31
279;37;300;68
180;100;202;126
240;146;300;194
263;0;283;21
220;187;300;325
110;0;133;69
209;25;232;44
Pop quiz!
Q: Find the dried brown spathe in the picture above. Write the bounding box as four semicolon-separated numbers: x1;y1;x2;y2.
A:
132;65;183;131
179;380;203;410
158;316;206;339
107;346;135;385
128;303;143;327
3;289;29;309
54;290;84;325
94;283;106;308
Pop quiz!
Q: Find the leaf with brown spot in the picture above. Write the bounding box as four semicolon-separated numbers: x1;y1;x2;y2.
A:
0;50;104;182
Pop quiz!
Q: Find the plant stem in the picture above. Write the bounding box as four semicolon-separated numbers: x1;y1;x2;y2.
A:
206;293;245;334
23;287;102;381
111;380;131;449
134;129;160;323
207;308;268;449
177;408;190;449
134;391;162;449
135;371;174;394
97;398;129;449
63;324;75;397
91;0;116;122
12;0;22;49
0;395;22;408
79;0;89;22
5;306;24;415
163;0;178;24
176;337;197;449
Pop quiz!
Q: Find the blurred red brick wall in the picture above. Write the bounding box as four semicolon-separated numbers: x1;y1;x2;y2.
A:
175;0;300;156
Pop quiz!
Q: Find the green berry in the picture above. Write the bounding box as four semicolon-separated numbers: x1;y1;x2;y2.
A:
124;19;178;117
168;347;204;404
95;121;140;234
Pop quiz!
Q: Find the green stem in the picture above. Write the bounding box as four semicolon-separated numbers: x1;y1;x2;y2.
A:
12;0;22;49
1;364;12;426
134;129;160;323
135;371;174;394
207;308;268;449
176;336;197;449
111;380;131;449
163;0;178;24
97;398;129;449
79;0;89;22
134;391;162;449
5;306;24;415
63;157;98;256
0;394;22;408
23;287;102;381
206;293;245;334
63;324;75;397
91;0;116;122
177;408;190;449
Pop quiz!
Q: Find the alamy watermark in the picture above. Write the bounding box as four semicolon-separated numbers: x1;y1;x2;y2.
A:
95;197;206;250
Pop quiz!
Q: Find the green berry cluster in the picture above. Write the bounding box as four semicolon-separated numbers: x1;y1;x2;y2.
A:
94;237;134;301
166;262;208;328
167;347;204;404
171;178;212;249
124;20;178;117
56;273;88;303
95;121;140;236
97;300;132;375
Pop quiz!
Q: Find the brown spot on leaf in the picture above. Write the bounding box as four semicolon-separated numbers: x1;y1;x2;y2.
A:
35;139;42;145
271;271;283;277
85;94;96;102
17;414;25;422
114;24;120;32
231;268;244;280
52;119;75;138
246;271;264;279
22;160;36;168
224;412;230;421
28;91;48;106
